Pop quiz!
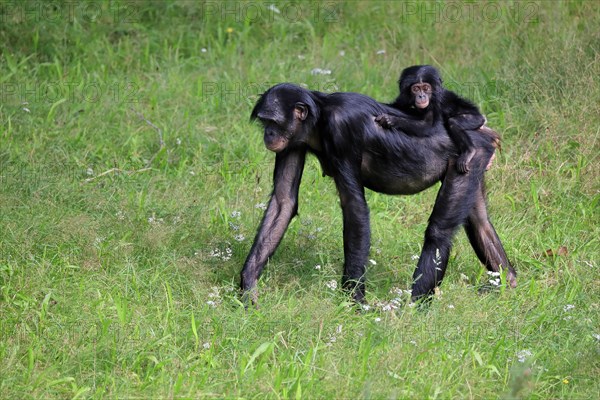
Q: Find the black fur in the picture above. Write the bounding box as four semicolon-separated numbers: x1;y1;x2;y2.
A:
241;83;516;304
379;65;488;173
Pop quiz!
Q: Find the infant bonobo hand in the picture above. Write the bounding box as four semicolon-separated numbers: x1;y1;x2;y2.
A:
375;114;393;129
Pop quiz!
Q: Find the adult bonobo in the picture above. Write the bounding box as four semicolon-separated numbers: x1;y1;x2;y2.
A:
241;83;516;304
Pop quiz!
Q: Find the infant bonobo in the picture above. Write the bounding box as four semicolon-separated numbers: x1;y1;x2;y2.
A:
376;65;487;173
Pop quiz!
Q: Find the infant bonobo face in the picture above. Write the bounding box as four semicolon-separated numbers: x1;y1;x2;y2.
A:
411;82;432;109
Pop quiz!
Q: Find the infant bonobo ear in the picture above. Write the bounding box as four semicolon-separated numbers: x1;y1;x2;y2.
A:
294;103;308;121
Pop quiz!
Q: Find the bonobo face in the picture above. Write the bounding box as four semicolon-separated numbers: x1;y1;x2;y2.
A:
254;104;308;153
398;65;442;112
411;81;432;109
260;119;289;152
251;84;317;153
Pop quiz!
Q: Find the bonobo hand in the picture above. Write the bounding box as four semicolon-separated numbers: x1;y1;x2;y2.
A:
374;114;393;129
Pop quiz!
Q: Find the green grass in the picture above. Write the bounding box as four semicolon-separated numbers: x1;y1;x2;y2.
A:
1;1;599;398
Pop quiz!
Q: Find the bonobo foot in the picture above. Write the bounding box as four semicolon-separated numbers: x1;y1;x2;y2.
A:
456;149;475;173
240;286;259;309
342;279;366;304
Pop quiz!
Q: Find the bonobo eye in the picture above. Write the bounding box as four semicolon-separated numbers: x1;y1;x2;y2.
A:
259;117;278;127
422;83;432;93
411;85;420;93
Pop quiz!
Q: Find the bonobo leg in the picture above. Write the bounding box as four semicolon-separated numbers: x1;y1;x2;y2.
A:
411;155;485;301
334;164;370;303
447;123;476;174
464;182;517;288
447;114;486;174
240;149;306;303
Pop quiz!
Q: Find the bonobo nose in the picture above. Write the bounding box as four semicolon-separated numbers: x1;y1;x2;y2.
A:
265;130;275;139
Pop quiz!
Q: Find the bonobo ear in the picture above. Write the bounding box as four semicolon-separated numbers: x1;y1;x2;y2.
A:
294;102;308;121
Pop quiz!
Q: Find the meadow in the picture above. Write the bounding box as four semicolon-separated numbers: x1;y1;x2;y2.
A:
0;1;598;398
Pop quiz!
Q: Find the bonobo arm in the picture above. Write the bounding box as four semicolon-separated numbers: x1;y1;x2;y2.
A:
240;149;306;300
447;113;486;131
375;111;435;136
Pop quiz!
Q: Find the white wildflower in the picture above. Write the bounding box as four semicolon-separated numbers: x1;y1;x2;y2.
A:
267;4;281;13
517;349;532;363
202;342;211;349
376;49;386;55
325;280;337;290
255;202;267;210
411;254;420;261
487;271;501;277
563;304;575;312
314;264;321;270
374;317;381;322
369;259;377;265
209;247;233;261
234;234;245;242
231;211;241;218
391;298;402;306
311;68;332;76
148;214;164;225
448;304;455;309
390;287;403;296
201;48;207;53
489;278;501;286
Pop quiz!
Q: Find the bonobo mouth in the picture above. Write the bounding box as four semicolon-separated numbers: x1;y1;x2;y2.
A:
265;140;287;153
415;99;429;109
